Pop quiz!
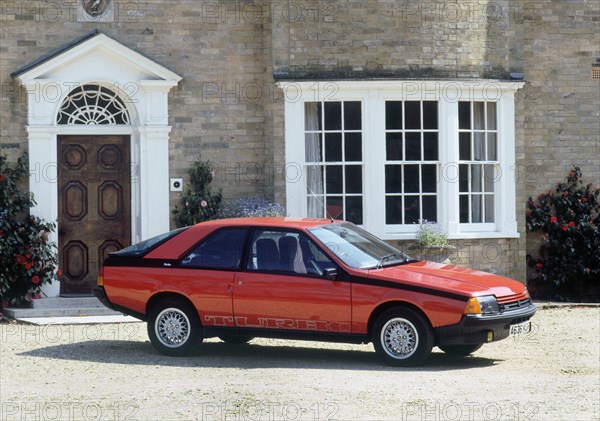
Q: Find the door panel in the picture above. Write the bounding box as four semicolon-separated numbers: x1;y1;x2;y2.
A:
58;135;131;295
232;272;352;332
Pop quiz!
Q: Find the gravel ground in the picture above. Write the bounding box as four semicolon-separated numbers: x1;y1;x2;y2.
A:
0;306;598;421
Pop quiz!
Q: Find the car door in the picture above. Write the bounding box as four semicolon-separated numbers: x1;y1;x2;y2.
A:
177;227;249;328
232;228;352;333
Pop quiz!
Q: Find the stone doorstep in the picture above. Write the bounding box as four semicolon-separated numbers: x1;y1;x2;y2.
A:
3;296;125;319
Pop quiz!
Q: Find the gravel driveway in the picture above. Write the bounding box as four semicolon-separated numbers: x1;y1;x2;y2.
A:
1;306;598;421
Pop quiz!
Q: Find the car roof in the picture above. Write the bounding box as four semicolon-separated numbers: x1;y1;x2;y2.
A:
194;217;336;230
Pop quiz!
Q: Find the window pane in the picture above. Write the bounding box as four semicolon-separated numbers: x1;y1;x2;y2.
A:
485;195;495;222
422;196;437;222
471;195;483;223
404;165;420;193
304;102;322;131
326;196;343;220
459;164;469;192
386;196;403;224
345;132;362;161
423;132;438;160
487;133;497;161
346;196;363;225
487;102;497;130
459;102;471;129
306;165;324;195
423;101;438;129
422;165;437;193
459;195;469;223
386;101;402;129
345;165;362;194
385;165;402;193
473;102;485;130
404;196;420;224
307;196;323;218
484;164;496;193
182;229;247;269
344;101;362;130
305;133;322;162
324;133;342;162
326;165;343;194
324;102;342;130
386;132;403;160
471;164;483;192
459;132;471;161
405;101;421;129
474;132;485;161
405;132;421;161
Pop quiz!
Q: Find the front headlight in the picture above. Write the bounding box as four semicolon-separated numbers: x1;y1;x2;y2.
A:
464;295;499;315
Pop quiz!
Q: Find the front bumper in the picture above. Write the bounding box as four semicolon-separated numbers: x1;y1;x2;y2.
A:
435;302;537;346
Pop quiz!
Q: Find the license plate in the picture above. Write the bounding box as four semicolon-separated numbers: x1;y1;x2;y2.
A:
509;320;531;335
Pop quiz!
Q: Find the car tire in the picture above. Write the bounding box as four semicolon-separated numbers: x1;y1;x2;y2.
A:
372;308;434;367
219;335;254;344
438;343;483;356
147;299;202;356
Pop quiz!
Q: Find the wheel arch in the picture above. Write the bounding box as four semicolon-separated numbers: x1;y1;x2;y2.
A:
146;292;199;322
367;300;433;338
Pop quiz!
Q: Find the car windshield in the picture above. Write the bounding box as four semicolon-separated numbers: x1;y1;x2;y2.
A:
111;227;188;257
308;223;414;269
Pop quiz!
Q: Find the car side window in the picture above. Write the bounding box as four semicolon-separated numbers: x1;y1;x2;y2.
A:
246;229;336;277
181;228;248;269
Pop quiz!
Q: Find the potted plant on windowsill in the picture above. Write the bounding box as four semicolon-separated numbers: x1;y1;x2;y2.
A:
409;220;455;264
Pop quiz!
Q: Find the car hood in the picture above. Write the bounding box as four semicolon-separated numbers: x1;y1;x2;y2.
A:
367;261;527;301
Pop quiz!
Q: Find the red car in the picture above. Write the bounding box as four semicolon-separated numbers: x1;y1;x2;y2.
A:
94;218;536;366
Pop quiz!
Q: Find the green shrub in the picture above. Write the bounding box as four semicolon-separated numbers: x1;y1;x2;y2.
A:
172;155;222;227
415;220;448;248
0;154;59;307
526;166;600;288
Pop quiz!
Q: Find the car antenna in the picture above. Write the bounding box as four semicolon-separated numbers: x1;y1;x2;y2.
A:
306;183;336;222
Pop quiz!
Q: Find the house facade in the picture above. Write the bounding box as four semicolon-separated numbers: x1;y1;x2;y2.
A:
0;1;598;297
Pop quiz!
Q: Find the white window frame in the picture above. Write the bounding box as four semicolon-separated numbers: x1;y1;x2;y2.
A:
281;80;524;240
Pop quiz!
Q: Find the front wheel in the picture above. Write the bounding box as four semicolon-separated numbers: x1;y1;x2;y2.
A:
147;299;202;356
372;308;434;367
438;343;483;356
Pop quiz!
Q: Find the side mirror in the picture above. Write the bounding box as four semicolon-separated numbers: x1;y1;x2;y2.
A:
323;267;338;280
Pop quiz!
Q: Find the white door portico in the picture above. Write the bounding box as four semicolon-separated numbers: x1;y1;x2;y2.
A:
11;30;182;297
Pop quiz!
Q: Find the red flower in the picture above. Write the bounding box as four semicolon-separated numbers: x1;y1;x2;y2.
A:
33;293;41;299
550;216;558;224
586;268;591;274
0;175;4;182
0;230;4;237
16;255;26;265
32;275;40;284
568;221;575;227
561;225;568;231
583;198;588;203
56;269;63;277
535;263;543;270
588;182;594;187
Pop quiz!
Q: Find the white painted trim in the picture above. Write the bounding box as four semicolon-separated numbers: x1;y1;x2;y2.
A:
15;34;181;297
281;80;524;242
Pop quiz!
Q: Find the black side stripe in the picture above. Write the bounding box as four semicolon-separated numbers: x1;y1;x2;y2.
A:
351;276;470;302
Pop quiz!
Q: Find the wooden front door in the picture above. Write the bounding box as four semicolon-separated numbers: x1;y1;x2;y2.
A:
58;135;131;295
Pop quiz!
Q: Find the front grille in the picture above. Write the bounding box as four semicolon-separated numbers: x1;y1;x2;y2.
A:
499;298;531;313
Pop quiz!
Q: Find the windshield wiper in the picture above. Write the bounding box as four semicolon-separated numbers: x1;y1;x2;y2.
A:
376;253;398;269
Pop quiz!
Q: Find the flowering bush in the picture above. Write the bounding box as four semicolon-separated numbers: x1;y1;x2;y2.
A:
1;154;59;307
526;166;600;290
415;220;448;248
218;197;285;219
173;156;222;227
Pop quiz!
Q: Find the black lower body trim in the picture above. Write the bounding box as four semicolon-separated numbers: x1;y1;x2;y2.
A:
435;303;537;346
92;286;146;321
204;326;370;344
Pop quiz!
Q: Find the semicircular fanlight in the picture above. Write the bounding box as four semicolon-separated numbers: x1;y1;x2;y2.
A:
57;84;130;125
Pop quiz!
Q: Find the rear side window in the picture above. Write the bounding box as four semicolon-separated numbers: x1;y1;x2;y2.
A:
181;228;248;269
111;227;188;257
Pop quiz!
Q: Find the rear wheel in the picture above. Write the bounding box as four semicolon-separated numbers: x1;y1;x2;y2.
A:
438;343;483;356
219;335;254;344
372;308;434;367
147;299;202;356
